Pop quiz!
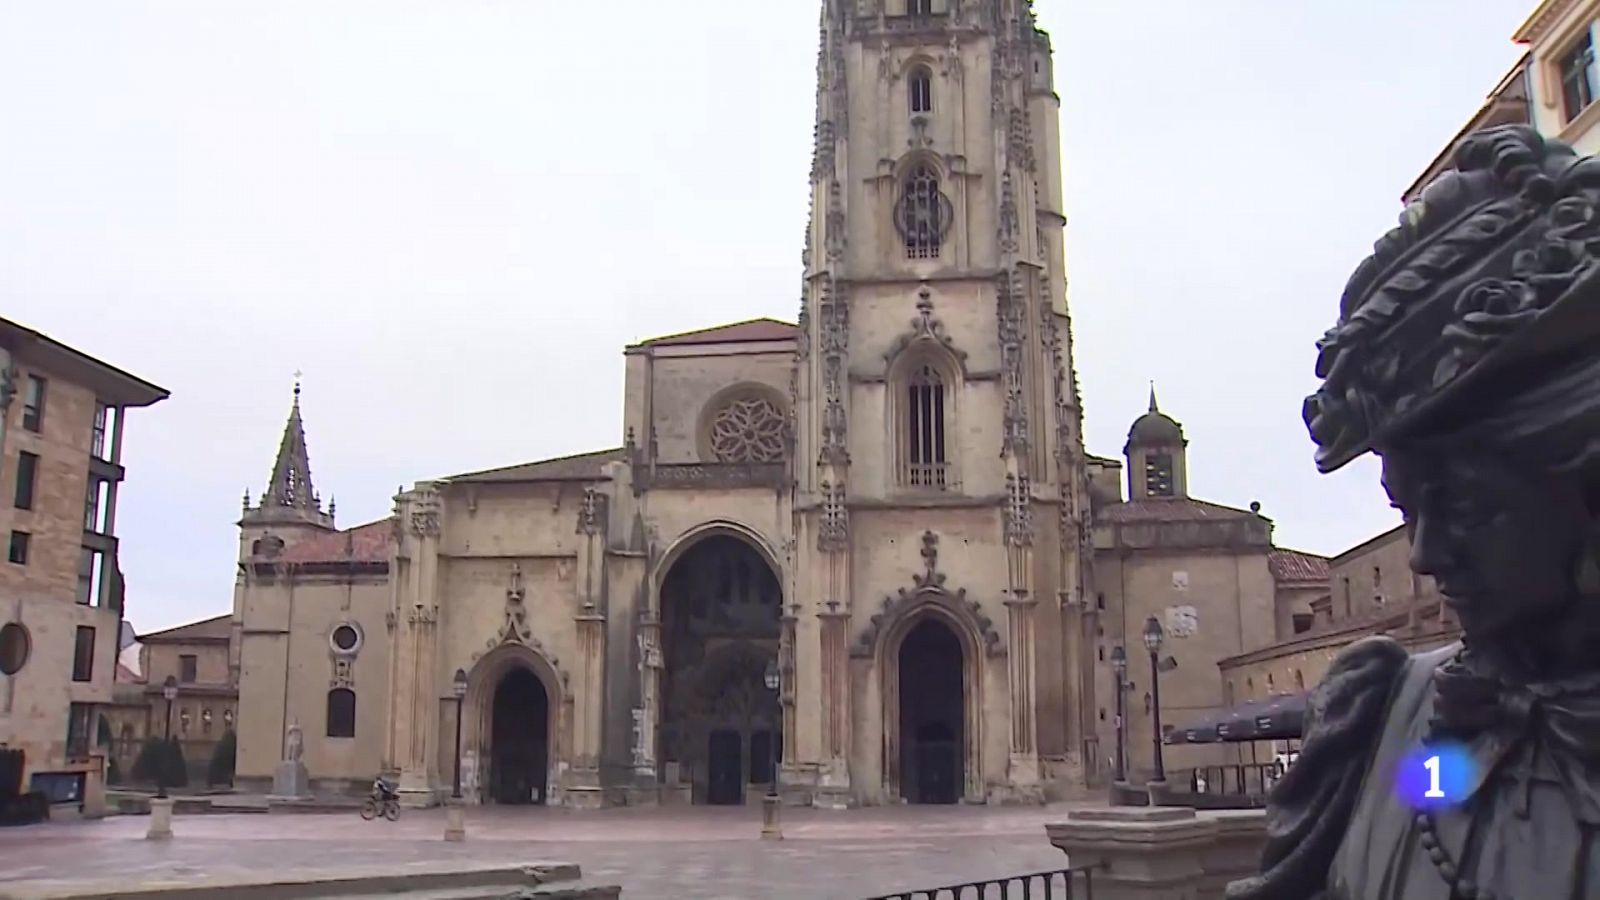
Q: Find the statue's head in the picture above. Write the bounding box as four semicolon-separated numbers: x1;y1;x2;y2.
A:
1306;125;1600;639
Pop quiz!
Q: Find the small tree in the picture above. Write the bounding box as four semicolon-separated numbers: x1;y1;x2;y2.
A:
207;730;236;786
131;738;164;785
163;737;189;789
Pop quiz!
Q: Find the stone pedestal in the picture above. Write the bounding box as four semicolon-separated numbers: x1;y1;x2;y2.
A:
760;793;783;840
145;797;175;841
443;799;466;842
269;760;311;800
1046;806;1267;900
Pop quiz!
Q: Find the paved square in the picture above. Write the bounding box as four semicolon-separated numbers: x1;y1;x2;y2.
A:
0;804;1085;899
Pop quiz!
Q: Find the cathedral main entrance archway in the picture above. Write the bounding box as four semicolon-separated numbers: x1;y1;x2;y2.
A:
897;618;964;804
489;668;549;805
657;531;782;805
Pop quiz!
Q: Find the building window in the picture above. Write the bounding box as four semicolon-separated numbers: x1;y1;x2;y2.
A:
21;375;46;433
72;626;95;682
223;708;234;729
1342;576;1352;619
326;688;356;738
1561;30;1599;122
0;622;30;675
1097;645;1105;662
7;531;29;565
201;707;213;735
84;477;109;533
909;66;933;114
906;0;933;15
1144;452;1175;497
179;654;198;684
66;703;93;760
898;165;944;259
78;547;105;606
904;363;949;488
90;404;110;461
13;452;37;510
180;708;191;735
1096;593;1106;610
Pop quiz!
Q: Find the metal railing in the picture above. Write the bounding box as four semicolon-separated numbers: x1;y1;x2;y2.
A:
1178;762;1284;806
865;867;1093;900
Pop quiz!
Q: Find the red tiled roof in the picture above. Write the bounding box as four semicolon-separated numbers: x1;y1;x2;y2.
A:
633;318;798;348
1096;498;1256;523
140;614;231;643
1269;549;1331;584
278;519;393;564
448;447;627;484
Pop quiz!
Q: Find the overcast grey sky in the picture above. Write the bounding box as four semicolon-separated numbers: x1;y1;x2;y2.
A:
1;1;1531;634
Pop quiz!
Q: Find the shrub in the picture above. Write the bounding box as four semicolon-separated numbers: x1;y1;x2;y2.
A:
163;738;189;789
207;731;236;786
130;738;163;785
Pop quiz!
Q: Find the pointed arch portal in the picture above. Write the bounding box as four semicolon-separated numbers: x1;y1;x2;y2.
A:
656;531;783;805
898;618;964;803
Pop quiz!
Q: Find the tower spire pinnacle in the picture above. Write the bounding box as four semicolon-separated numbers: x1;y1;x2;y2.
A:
247;375;331;529
1148;381;1159;413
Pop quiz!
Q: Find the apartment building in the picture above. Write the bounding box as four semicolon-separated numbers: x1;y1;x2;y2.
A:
0;317;167;810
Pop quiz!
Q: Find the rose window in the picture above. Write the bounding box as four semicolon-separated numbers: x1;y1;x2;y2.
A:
708;396;786;463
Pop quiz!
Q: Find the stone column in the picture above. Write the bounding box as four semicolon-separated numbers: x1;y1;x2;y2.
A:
1046;807;1268;900
396;487;441;805
569;488;607;808
1003;470;1042;795
633;614;662;782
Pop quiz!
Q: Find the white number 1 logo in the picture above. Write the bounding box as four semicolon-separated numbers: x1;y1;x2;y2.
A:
1424;755;1444;799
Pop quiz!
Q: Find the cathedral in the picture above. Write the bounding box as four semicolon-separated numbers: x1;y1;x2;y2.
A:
230;0;1125;808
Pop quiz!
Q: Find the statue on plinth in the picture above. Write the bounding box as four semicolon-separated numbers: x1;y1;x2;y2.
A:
270;718;311;800
1228;125;1600;899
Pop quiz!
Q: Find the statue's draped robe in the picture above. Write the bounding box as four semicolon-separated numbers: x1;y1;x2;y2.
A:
1228;637;1600;900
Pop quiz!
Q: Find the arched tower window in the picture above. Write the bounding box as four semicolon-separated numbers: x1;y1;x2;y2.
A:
1144;451;1175;497
326;688;356;738
909;67;933;114
904;362;949;488
900;166;943;259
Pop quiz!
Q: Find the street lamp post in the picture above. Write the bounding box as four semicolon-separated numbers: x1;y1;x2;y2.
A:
1109;645;1128;785
761;657;782;840
158;676;178;800
1143;616;1167;785
451;669;468;799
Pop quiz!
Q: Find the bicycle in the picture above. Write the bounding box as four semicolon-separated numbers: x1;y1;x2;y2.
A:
360;796;400;821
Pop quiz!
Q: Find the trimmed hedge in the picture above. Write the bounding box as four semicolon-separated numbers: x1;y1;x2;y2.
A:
131;737;188;789
207;730;236;786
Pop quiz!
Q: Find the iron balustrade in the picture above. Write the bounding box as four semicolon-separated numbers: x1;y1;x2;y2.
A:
1183;761;1286;804
864;866;1094;900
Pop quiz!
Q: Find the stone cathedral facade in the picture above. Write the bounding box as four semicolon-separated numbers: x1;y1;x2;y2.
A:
231;0;1094;808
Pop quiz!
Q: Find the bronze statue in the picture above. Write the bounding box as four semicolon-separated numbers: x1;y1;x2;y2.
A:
1228;125;1600;900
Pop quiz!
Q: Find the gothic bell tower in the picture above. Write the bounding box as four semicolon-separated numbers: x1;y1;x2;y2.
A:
791;0;1092;805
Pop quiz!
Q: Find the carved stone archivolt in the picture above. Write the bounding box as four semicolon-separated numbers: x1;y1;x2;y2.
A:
472;562;572;698
885;283;967;368
851;531;1005;658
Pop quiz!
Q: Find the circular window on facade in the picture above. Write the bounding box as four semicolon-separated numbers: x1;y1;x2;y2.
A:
704;390;787;463
330;623;362;655
0;623;29;676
